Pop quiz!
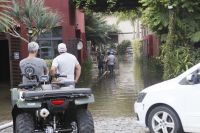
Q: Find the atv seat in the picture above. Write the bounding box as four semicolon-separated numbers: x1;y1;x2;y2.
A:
18;83;38;89
22;88;92;100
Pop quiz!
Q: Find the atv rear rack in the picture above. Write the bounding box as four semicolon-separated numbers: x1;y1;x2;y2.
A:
22;88;92;101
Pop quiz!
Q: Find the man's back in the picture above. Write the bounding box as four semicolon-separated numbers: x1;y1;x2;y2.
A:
20;57;47;84
52;53;79;82
107;54;115;65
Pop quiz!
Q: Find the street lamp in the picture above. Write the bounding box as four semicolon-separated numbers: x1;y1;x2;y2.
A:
77;40;83;50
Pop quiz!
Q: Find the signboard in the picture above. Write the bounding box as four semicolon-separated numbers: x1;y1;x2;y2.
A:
13;51;20;60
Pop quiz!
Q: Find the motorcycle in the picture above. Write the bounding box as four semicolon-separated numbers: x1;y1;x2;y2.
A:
11;74;95;133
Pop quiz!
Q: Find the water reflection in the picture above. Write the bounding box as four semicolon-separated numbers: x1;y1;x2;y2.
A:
79;55;162;117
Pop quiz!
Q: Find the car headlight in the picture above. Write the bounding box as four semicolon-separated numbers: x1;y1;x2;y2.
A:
137;92;146;103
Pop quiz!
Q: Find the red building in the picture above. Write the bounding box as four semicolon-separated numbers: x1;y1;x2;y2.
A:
142;34;160;58
0;0;87;87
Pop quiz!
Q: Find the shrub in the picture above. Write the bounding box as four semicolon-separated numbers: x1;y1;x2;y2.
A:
132;39;142;60
160;44;200;80
81;57;93;74
117;40;132;55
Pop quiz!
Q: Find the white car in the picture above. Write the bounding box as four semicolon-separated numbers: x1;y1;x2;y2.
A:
134;63;200;133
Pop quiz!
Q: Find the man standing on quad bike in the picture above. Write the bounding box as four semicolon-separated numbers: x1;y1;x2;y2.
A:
19;42;48;83
51;43;81;86
14;42;94;133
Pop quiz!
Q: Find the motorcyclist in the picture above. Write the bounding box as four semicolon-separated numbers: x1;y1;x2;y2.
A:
51;43;81;86
19;42;48;84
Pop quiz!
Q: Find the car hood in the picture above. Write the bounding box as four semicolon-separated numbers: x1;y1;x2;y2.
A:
141;78;178;93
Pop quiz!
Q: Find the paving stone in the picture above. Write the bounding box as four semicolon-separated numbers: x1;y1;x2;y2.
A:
1;117;149;133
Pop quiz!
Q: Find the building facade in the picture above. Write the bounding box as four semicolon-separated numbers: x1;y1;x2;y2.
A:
132;19;160;58
0;0;87;87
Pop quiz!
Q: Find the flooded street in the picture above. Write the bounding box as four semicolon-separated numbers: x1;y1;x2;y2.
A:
0;55;162;132
78;55;162;132
89;58;144;117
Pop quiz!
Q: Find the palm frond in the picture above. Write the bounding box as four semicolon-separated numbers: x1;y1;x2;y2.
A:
191;31;200;42
0;0;16;32
10;0;61;41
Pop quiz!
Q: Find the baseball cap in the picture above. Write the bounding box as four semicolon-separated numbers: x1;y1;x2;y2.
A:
28;42;39;52
58;43;67;53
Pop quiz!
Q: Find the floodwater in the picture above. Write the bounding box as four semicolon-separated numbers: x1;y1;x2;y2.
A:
0;55;162;124
78;55;162;118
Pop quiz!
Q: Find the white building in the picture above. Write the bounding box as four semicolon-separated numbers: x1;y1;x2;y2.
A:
105;16;134;43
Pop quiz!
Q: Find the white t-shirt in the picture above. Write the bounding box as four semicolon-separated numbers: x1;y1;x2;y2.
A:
107;54;115;65
52;53;79;82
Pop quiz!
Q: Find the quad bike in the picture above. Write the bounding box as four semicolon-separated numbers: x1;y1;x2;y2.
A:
11;74;95;133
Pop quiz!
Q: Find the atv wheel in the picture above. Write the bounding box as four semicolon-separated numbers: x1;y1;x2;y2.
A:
76;109;94;133
15;113;34;133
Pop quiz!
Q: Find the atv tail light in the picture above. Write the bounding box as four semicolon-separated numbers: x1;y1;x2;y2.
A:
51;99;65;105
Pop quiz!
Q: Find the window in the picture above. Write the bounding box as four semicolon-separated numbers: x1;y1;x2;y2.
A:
37;27;62;59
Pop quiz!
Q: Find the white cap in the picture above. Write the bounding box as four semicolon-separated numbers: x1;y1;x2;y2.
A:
28;42;39;52
58;43;67;53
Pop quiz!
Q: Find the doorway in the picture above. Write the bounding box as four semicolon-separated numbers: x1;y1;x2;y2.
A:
0;40;10;84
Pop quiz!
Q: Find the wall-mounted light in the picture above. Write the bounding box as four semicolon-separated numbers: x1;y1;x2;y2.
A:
28;29;33;42
77;40;83;50
28;29;33;34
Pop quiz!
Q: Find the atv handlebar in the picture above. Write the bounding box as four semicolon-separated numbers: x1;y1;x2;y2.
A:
51;74;67;78
21;73;39;82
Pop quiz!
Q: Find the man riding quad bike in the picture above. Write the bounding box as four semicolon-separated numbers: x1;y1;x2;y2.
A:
11;73;95;133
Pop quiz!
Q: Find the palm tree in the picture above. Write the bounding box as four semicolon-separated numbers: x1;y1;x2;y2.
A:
9;0;61;42
85;12;118;45
116;10;138;26
0;0;16;32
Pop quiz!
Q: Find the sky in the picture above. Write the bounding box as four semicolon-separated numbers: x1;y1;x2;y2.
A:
105;16;134;43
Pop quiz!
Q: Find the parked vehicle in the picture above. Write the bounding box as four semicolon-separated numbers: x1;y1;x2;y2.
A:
134;63;200;133
11;74;95;133
126;47;133;54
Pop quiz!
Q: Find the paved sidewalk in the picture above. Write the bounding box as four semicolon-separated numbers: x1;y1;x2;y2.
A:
1;117;149;133
94;117;149;133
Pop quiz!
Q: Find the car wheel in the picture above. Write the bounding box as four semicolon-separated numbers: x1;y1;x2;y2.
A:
147;106;183;133
15;113;34;133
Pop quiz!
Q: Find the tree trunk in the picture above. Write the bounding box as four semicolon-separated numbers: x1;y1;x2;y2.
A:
166;9;176;46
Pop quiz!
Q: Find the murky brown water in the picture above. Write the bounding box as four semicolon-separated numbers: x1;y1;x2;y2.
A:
0;55;162;122
79;56;162;117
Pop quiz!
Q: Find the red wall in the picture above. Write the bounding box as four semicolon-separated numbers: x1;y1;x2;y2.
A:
20;0;87;62
44;0;76;43
76;9;85;33
20;25;29;58
76;9;87;60
142;34;160;58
